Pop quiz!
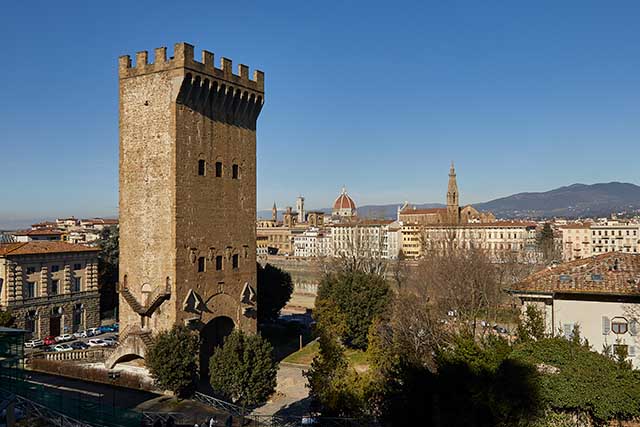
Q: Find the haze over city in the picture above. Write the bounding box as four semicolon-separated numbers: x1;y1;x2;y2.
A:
2;1;640;228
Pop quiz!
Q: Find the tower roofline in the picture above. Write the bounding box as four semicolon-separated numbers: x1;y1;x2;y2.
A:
119;42;264;93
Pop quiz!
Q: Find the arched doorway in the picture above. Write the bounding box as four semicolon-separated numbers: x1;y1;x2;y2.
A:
199;316;234;382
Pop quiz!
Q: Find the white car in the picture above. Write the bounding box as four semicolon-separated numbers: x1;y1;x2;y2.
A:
88;339;108;347
24;339;44;348
53;344;73;352
73;331;87;339
55;334;73;342
102;337;117;347
87;328;102;336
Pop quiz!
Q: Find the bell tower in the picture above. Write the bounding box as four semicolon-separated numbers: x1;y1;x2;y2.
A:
446;162;459;224
109;42;264;372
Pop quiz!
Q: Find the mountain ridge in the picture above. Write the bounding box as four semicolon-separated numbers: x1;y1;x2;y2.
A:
258;182;640;220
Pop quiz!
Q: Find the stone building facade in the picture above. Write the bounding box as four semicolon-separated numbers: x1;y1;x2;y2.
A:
110;43;263;373
0;242;100;339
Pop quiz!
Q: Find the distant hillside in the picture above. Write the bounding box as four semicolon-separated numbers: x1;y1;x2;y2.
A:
473;182;640;219
259;182;640;220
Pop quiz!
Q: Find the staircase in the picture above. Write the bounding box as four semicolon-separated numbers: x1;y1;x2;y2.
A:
119;282;170;316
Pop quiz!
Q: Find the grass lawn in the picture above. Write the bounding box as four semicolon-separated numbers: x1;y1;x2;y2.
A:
282;340;369;370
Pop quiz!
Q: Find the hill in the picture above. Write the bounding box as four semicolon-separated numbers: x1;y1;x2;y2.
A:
258;182;640;220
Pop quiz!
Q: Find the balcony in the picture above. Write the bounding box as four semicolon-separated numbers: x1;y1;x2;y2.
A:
9;291;97;307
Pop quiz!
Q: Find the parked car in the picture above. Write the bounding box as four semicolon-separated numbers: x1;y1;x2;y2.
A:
24;339;44;348
102;337;117;347
493;325;508;334
100;324;119;333
87;327;102;336
56;333;74;342
53;344;73;352
41;346;55;353
87;339;108;347
70;341;89;350
73;330;89;339
43;336;57;346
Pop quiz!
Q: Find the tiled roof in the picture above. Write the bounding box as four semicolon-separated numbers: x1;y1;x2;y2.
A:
511;252;640;296
400;208;446;215
561;223;593;230
14;229;65;236
0;241;98;256
333;193;356;210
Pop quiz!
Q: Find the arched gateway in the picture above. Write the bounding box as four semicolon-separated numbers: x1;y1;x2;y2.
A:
107;42;263;371
199;316;235;381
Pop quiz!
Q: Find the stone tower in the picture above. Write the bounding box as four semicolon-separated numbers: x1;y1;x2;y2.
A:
108;43;264;375
272;202;278;222
296;196;305;223
446;162;459;224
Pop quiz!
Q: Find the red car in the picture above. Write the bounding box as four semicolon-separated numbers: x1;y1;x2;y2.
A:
43;336;56;346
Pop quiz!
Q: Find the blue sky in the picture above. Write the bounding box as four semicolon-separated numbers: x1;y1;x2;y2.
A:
1;1;639;228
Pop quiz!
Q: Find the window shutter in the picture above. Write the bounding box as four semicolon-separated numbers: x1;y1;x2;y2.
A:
602;316;611;335
630;319;638;336
563;323;573;340
629;346;636;358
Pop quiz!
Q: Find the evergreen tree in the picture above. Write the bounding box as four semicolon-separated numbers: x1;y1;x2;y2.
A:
98;226;119;315
315;270;391;350
209;331;277;406
146;325;199;397
257;263;293;323
537;223;557;262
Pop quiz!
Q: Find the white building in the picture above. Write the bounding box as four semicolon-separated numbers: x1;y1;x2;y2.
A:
510;252;640;368
330;220;397;259
293;227;331;258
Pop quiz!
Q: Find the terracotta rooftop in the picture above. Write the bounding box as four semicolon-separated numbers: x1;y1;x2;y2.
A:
511;252;640;297
400;208;446;215
14;229;65;236
0;241;99;256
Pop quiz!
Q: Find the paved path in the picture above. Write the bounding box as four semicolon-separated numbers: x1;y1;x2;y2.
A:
252;362;310;417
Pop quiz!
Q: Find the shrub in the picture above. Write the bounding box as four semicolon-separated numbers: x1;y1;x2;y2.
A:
208;331;277;406
146;325;199;397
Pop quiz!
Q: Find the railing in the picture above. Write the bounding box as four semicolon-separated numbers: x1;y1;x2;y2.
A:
29;347;113;362
13;393;94;427
194;391;248;417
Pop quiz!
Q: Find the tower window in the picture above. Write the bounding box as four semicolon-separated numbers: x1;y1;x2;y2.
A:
232;254;239;270
215;255;223;271
197;257;206;273
215;162;223;177
232;164;239;179
198;159;206;176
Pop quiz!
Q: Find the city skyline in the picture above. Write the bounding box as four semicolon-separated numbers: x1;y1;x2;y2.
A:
2;1;640;227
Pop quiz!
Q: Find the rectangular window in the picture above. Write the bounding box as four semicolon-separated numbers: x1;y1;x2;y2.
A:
198;159;206;176
232;164;239;179
216;255;223;271
25;282;36;298
26;267;36;275
215;161;223;177
51;279;59;295
51;265;60;273
72;277;81;292
73;263;82;271
232;254;239;270
197;257;206;273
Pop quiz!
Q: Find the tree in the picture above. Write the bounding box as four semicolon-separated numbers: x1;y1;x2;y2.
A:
510;336;640;424
516;304;547;342
256;263;293;323
413;248;503;337
315;270;391;350
208;330;277;406
0;310;14;327
537;223;557;262
98;226;119;316
146;325;199;397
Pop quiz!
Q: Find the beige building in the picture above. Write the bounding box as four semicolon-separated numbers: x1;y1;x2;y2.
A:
0;242;100;339
510;253;640;368
561;220;640;261
110;42;263;374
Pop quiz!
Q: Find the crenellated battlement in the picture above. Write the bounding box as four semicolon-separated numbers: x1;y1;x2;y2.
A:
119;42;264;93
